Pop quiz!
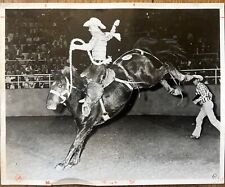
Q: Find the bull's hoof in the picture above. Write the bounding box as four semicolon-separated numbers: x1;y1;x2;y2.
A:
55;161;79;170
190;135;200;139
55;163;66;171
170;88;182;96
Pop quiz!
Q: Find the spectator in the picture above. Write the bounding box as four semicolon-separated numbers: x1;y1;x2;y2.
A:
5;76;12;89
15;45;22;58
22;76;30;88
9;83;15;89
8;44;17;60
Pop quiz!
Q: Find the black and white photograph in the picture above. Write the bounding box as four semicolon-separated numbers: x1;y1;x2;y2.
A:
1;3;224;185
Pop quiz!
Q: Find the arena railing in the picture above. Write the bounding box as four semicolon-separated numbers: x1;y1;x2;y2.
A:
180;68;220;85
5;68;220;89
5;74;53;89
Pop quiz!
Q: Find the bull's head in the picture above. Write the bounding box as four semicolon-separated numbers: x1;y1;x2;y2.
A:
46;74;70;110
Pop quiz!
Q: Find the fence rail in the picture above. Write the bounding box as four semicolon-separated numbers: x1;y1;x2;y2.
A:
5;74;53;89
5;68;220;89
180;68;220;85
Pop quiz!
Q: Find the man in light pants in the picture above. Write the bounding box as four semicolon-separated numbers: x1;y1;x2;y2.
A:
190;75;220;139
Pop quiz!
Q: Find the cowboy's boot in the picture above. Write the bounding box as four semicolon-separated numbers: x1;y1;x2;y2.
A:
79;82;104;117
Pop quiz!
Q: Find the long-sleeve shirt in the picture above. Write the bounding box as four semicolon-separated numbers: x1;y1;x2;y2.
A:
88;32;113;61
75;31;113;61
195;82;212;105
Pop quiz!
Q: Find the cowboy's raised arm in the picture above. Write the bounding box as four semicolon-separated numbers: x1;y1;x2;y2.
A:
111;20;120;33
106;19;121;41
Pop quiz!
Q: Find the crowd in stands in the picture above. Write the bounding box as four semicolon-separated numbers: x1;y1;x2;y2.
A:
5;10;220;89
5;10;70;88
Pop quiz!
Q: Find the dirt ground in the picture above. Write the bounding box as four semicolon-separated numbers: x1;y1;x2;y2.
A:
4;115;221;185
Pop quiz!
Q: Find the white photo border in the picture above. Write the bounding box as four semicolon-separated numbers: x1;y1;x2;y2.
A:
0;3;224;185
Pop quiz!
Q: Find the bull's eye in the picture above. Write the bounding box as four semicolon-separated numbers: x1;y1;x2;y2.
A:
58;84;62;88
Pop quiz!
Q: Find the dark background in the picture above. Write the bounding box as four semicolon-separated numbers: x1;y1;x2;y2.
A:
5;9;220;74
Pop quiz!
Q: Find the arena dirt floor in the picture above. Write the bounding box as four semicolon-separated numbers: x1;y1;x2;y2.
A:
5;115;221;185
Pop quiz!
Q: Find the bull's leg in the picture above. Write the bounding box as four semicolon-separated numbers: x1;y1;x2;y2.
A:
168;68;195;82
56;125;93;170
163;67;196;97
166;68;185;82
160;79;182;96
152;66;168;82
69;145;83;166
74;118;83;134
169;69;204;84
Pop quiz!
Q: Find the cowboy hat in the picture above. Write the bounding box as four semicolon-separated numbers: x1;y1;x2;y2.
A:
193;75;203;81
83;17;106;29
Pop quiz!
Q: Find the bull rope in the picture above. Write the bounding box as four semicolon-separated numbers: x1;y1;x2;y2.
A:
113;48;163;66
68;39;85;96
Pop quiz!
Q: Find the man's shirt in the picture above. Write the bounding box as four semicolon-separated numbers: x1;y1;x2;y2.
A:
88;32;113;61
195;82;212;105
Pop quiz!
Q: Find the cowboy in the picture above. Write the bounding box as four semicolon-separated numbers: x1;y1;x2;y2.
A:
190;75;220;139
71;17;121;118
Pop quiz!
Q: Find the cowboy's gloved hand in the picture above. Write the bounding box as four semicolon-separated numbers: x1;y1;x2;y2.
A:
192;94;200;105
114;20;120;26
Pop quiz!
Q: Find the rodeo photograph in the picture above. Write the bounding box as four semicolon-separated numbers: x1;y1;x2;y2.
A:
1;3;224;185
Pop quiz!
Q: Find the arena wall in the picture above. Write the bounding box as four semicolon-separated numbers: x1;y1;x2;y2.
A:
6;85;220;117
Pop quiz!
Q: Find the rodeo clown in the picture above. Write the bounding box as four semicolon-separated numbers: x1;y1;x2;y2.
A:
71;17;121;118
190;75;221;139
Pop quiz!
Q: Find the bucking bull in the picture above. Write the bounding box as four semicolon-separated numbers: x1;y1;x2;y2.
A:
46;38;200;170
